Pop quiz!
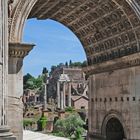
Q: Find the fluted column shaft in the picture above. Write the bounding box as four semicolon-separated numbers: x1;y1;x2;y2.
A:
63;82;66;108
68;82;71;107
57;81;60;108
60;91;64;110
44;84;47;110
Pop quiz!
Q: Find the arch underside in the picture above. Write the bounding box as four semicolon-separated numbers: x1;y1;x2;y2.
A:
10;0;140;73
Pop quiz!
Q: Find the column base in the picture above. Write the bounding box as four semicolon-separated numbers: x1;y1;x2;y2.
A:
0;126;16;140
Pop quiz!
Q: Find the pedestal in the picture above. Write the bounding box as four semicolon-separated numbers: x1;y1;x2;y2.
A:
0;127;16;140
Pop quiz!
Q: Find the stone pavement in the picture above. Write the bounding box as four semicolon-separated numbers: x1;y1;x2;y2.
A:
23;130;69;140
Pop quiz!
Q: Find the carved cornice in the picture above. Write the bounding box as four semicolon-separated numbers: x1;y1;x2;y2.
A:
9;42;35;58
83;52;140;76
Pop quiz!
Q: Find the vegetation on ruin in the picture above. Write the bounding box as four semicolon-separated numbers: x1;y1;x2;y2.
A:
23;73;43;90
23;119;36;128
37;114;48;131
53;113;85;140
65;106;75;113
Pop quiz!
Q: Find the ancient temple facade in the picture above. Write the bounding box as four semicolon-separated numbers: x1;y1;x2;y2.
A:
48;66;88;110
56;68;88;110
0;0;140;140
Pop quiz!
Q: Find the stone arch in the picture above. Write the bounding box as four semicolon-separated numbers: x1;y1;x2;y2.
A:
101;110;128;139
6;1;140;140
9;0;38;42
9;0;140;68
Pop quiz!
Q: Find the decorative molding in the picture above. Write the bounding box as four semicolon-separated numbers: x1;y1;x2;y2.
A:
9;0;37;42
9;0;140;67
9;42;35;58
83;52;140;75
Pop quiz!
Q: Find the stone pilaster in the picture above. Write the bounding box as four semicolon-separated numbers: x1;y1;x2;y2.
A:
0;0;16;139
8;42;34;140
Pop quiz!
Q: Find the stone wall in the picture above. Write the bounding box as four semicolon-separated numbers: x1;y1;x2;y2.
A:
88;65;140;140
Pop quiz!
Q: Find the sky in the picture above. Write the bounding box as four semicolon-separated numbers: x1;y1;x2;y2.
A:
23;19;86;77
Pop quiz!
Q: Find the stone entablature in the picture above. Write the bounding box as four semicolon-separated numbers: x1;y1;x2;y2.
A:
83;52;140;76
9;43;34;58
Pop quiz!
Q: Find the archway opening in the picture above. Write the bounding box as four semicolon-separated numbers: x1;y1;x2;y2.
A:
21;18;88;138
23;18;86;76
106;118;125;140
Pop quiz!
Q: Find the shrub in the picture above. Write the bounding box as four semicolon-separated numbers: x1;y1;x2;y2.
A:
54;113;85;139
23;119;35;128
37;114;47;131
65;107;75;113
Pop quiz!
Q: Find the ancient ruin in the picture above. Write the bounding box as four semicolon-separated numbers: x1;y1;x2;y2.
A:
0;0;140;140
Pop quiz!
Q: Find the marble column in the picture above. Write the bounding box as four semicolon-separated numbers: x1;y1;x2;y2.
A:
68;82;71;107
8;43;34;140
60;91;64;110
57;81;60;108
63;82;66;108
44;84;47;110
0;0;16;139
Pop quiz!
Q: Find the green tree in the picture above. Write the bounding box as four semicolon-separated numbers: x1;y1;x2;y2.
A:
23;73;34;89
25;77;35;89
69;60;72;67
54;113;85;139
24;74;43;90
34;76;43;89
71;62;82;67
65;62;68;67
81;61;87;67
23;73;33;83
42;67;48;74
51;65;57;72
65;107;75;113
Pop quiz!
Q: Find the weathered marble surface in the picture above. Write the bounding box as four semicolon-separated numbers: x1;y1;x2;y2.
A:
8;43;34;140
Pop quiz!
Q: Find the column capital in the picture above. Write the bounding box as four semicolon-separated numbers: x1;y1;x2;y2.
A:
9;42;35;58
